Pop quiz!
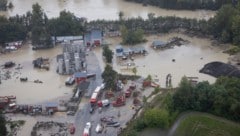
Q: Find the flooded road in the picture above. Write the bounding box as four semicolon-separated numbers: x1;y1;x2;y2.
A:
0;44;72;104
94;33;229;88
1;0;215;20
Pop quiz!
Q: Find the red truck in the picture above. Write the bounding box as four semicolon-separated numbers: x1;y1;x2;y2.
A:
112;96;125;107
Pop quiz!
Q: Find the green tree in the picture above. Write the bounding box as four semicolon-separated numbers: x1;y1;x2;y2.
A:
118;11;124;21
172;76;194;111
232;15;240;45
144;108;169;128
31;3;52;48
47;10;85;37
0;112;7;136
0;16;27;45
101;65;118;90
102;45;113;63
0;0;7;11
132;67;137;75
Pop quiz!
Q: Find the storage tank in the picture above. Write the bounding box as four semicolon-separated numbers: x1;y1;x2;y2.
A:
75;56;80;71
64;52;69;60
58;59;64;74
65;59;70;74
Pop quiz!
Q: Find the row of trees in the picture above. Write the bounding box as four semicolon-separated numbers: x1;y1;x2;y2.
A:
87;3;240;46
0;16;27;45
0;0;8;11
1;3;240;47
171;76;240;121
0;3;85;48
125;0;235;10
120;25;145;45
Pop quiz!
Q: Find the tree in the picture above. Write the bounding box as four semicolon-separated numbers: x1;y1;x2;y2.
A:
47;10;85;36
0;0;7;11
31;3;52;48
172;76;194;111
8;2;13;9
232;15;240;45
120;25;145;45
0;16;27;45
132;67;137;75
144;108;169;128
147;13;155;20
118;11;124;21
102;45;113;63
101;65;118;90
0;112;7;136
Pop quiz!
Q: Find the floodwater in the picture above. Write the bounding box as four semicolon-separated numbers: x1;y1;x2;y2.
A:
1;0;215;20
0;44;72;104
94;33;229;88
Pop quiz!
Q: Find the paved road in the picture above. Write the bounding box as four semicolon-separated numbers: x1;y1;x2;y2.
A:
74;50;103;136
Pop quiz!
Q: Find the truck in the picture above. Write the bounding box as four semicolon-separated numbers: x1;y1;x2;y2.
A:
112;96;125;107
97;99;110;107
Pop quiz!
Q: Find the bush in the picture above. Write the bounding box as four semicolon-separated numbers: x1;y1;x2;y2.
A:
133;118;147;131
224;46;240;55
144;108;170;128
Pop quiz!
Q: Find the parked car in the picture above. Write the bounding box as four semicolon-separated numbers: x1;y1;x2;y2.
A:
106;121;118;125
89;107;94;114
67;111;75;116
65;76;75;86
100;116;114;123
95;123;103;133
106;122;120;127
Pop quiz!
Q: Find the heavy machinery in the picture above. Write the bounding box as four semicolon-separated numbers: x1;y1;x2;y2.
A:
112;95;125;107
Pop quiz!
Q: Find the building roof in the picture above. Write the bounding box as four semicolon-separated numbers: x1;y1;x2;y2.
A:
74;72;87;78
45;102;58;107
84;29;103;42
52;36;83;42
91;30;102;39
152;40;166;47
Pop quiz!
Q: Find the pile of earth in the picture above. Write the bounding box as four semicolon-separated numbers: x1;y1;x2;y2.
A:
199;61;240;78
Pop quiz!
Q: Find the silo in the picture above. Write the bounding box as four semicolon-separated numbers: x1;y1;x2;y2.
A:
58;59;64;74
75;56;80;71
65;59;70;74
64;52;69;60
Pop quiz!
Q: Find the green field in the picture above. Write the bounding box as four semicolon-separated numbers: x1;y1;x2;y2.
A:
175;114;240;136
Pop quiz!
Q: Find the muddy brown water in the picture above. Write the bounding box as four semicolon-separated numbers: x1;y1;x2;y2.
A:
0;33;230;104
0;44;72;104
1;0;215;20
94;33;229;88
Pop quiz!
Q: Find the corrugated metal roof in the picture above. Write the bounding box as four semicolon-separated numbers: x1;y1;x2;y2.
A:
45;102;58;107
152;40;166;47
74;72;87;78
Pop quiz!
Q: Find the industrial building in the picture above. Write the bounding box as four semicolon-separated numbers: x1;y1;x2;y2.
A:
56;38;87;75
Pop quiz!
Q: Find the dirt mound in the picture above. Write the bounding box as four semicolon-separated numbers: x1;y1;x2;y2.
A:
199;61;240;78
